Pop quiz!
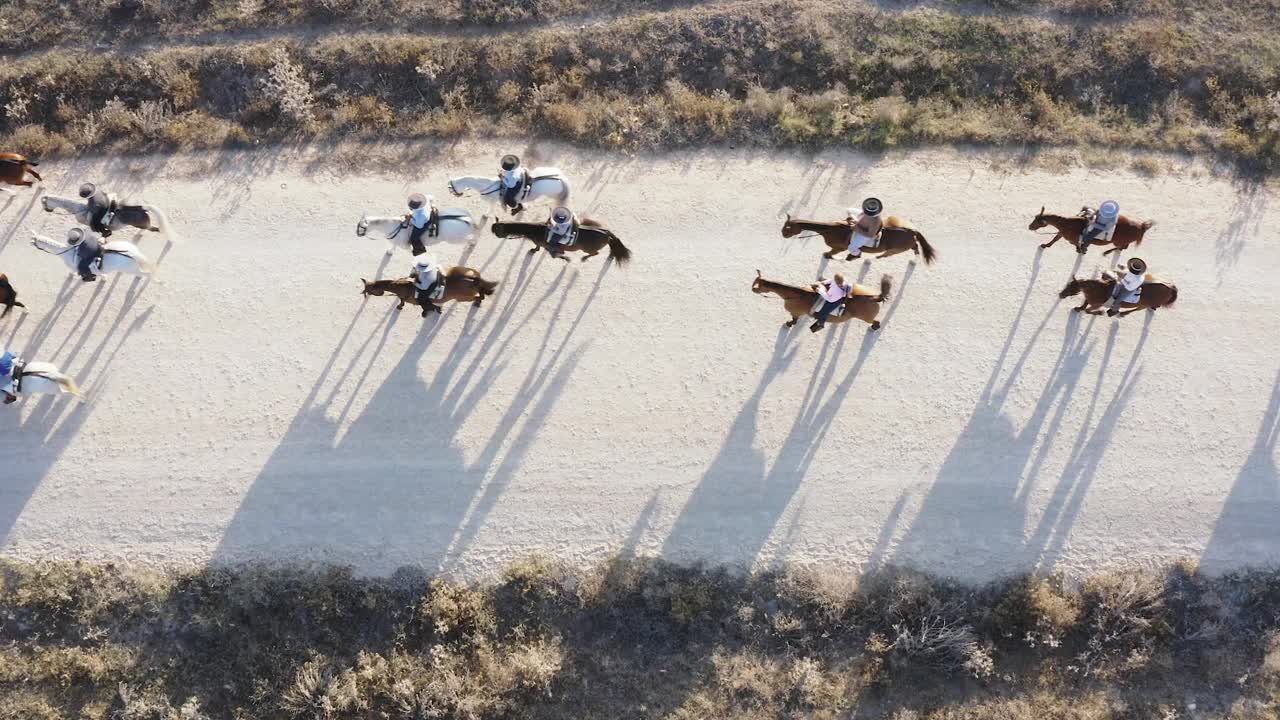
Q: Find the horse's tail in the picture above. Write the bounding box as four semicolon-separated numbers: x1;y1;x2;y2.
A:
914;231;937;265
876;274;892;303
607;232;632;267
57;373;86;400
1059;277;1083;298
141;204;177;241
1165;284;1178;308
478;279;498;296
25;164;42;181
116;247;156;274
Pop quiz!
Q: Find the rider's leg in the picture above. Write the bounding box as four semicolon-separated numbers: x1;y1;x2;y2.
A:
848;232;873;258
416;286;434;317
409;225;427;255
77;254;96;282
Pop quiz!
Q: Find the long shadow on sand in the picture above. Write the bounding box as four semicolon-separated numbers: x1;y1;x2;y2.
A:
661;263;914;568
212;250;608;573
1201;369;1280;571
0;274;153;544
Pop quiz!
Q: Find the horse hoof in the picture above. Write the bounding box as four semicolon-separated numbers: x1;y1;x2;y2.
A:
871;321;881;331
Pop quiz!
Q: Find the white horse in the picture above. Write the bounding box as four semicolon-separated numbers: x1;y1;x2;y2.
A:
447;167;571;215
31;231;155;277
5;359;85;402
356;208;481;256
41;193;175;239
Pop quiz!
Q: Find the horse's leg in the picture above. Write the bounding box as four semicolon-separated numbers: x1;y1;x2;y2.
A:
580;251;599;262
785;316;798;328
823;250;836;260
870;320;881;331
26;167;42;182
1040;233;1062;249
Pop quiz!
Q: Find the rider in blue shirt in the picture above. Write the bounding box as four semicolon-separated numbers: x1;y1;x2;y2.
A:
0;347;19;404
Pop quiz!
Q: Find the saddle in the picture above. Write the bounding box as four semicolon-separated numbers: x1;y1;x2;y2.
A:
429;283;447;300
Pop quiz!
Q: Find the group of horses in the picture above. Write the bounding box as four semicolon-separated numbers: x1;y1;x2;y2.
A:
0;152;172;402
355;166;632;312
0;147;1180;403
754;203;1177;330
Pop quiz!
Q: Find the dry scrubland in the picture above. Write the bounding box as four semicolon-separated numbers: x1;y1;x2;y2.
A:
0;0;1278;172
5;558;1280;720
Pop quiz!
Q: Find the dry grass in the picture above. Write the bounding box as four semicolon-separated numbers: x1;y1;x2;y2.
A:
0;1;1276;173
3;557;1280;719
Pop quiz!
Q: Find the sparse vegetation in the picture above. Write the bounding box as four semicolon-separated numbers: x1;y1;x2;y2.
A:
0;0;1277;173
2;557;1280;719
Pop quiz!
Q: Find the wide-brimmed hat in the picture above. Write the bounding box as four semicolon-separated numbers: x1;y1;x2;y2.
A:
66;227;85;244
551;207;572;223
78;182;95;198
408;193;427;209
1127;257;1147;274
501;154;520;170
862;197;883;216
1098;200;1119;220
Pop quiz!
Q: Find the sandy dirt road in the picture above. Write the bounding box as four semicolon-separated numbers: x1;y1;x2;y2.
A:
0;140;1274;581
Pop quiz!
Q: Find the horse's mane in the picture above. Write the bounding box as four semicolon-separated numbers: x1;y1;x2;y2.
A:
756;277;815;296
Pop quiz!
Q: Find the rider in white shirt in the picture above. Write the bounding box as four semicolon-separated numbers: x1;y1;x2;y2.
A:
405;193;435;255
546;207;578;257
809;273;852;332
846;197;884;259
411;254;442;317
1079;200;1119;254
1107;256;1147;311
499;154;529;214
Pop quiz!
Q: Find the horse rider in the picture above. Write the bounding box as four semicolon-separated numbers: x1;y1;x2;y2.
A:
411;254;442;317
845;197;884;259
809;272;852;332
67;227;104;282
499;154;529;213
1106;256;1147;313
546;206;578;257
404;192;435;255
0;346;18;404
79;182;118;236
1078;200;1119;253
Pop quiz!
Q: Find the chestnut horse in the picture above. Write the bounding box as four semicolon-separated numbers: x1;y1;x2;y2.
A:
1030;206;1154;255
781;215;936;264
491;220;632;266
1058;275;1178;317
0;274;23;317
751;270;892;330
0;152;41;193
360;267;498;312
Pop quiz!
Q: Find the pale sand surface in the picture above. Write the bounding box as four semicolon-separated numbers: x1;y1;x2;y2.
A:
0;140;1274;581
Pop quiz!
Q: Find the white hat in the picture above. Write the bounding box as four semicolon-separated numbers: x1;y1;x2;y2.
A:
66;227;85;244
414;255;438;269
1098;200;1119;220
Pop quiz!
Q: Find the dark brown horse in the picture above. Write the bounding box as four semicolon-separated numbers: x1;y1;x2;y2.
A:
360;267;498;312
1030;206;1154;255
781;215;936;264
491;220;632;266
751;270;892;330
1058;274;1178;316
0;274;23;317
0;152;41;192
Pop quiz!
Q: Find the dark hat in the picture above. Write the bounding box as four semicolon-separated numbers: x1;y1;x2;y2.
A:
408;193;426;209
501;154;520;170
1127;257;1147;274
862;197;883;216
78;182;96;198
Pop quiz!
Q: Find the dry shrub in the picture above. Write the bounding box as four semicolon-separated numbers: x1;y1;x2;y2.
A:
333;96;394;130
1073;571;1169;678
259;47;314;127
162;111;247;148
421;579;497;643
0;124;72;157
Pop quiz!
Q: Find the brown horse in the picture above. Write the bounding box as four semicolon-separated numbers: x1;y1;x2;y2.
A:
751;270;892;330
0;274;23;317
781;215;937;264
360;267;498;312
0;152;41;192
1030;206;1154;255
1058;274;1178;317
491;220;632;266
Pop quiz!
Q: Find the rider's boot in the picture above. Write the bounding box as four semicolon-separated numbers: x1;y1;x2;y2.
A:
809;320;826;333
